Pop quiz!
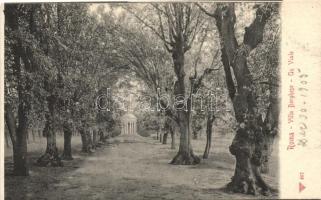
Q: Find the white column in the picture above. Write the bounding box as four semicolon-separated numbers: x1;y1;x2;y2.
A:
128;122;130;134
133;122;136;135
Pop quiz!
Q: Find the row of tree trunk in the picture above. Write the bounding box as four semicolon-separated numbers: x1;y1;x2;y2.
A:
158;113;216;158
36;122;110;167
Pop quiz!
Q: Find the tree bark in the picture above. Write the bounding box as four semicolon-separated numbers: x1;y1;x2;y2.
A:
203;113;215;159
171;111;200;165
3;9;31;174
37;95;63;167
12;130;28;176
79;126;94;153
170;29;200;165
62;121;73;160
37;114;63;167
5;103;29;176
207;3;277;195
261;97;279;173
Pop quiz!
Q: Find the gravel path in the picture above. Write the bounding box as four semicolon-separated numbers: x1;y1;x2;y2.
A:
5;135;278;200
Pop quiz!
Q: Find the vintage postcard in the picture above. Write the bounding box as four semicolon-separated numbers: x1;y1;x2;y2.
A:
0;0;320;199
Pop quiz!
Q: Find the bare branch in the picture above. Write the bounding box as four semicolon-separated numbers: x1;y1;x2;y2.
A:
192;26;209;78
191;49;221;93
123;6;172;47
196;3;216;17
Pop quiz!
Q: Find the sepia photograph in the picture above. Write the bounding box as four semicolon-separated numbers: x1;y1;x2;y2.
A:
3;2;282;199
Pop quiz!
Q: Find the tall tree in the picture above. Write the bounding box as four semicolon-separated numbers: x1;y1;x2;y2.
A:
4;4;47;175
126;3;219;164
198;2;280;195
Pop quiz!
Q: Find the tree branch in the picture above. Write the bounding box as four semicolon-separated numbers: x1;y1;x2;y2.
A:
124;6;172;48
195;3;216;17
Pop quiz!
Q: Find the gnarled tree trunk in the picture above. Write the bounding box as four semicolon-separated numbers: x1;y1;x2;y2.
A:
200;3;278;195
261;96;279;173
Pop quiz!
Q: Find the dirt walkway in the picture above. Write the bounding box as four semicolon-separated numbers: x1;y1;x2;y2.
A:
5;135;278;200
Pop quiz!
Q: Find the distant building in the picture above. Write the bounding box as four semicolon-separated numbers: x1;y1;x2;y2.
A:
121;113;137;135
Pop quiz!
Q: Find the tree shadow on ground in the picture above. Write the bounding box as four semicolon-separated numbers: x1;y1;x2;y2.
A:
5;143;100;200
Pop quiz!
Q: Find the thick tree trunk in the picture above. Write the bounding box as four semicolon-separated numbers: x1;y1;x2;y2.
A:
260;131;275;174
261;96;279;174
62;121;73;160
203;114;215;159
37;118;63;167
5;85;29;176
79;127;94;153
37;94;63;167
209;3;276;195
4;3;42;175
15;97;29;173
170;31;200;165
171;112;200;165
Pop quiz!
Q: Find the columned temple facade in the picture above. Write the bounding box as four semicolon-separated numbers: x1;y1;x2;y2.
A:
121;113;137;135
